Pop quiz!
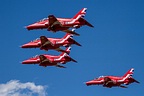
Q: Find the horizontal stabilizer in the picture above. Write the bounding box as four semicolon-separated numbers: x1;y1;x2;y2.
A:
78;18;94;27
56;65;66;68
55;47;69;54
63;29;80;36
73;40;81;46
70;57;77;63
133;79;140;83
120;85;127;88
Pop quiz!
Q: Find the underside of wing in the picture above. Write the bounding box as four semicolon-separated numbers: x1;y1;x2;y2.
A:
48;15;62;27
40;36;54;48
39;55;52;65
103;77;115;88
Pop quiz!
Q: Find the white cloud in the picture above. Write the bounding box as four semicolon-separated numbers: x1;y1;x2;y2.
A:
0;80;47;96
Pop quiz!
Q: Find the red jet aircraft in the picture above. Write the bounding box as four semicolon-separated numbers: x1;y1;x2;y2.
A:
22;47;77;68
86;68;139;88
26;8;93;35
21;31;81;53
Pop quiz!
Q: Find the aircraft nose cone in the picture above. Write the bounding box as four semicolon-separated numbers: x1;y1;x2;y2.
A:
21;44;29;48
22;59;39;64
22;60;31;64
86;82;91;86
26;23;47;30
85;81;94;86
26;24;35;30
21;43;39;48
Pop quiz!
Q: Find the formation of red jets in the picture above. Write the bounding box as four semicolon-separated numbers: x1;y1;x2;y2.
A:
21;8;139;88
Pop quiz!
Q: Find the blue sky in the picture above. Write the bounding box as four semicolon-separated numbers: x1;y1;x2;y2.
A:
0;0;144;96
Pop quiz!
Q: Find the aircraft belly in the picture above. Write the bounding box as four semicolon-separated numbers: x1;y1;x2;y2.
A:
40;62;57;66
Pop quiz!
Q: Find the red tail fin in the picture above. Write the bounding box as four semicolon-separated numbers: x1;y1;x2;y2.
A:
61;29;75;42
123;68;134;78
62;33;73;40
60;47;71;57
73;8;87;20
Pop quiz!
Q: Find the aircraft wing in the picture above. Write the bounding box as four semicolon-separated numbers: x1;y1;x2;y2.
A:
39;55;52;65
103;77;116;87
56;64;66;68
48;15;62;27
104;77;115;84
40;36;54;47
63;29;80;36
104;77;127;88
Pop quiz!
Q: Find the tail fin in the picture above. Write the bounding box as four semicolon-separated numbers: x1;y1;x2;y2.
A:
73;8;87;20
62;29;76;40
55;47;71;62
58;31;74;45
60;47;71;57
62;33;73;40
123;68;134;78
73;8;94;28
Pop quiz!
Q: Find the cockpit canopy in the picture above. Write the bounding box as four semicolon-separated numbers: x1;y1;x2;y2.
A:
37;18;48;22
95;75;105;80
32;55;39;58
31;38;39;42
98;76;104;78
96;75;104;79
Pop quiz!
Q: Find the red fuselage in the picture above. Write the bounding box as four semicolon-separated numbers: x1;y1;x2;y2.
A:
86;76;139;88
21;37;80;51
86;76;122;86
26;18;87;31
22;54;73;67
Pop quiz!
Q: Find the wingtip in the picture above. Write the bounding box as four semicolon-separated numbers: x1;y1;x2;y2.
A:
71;58;77;63
135;80;140;84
